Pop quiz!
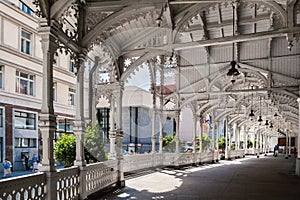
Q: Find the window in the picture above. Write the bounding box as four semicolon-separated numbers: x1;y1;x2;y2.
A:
15;138;37;148
68;88;75;106
14;111;36;130
0;66;3;89
69;59;75;73
0;109;3;127
21;29;31;55
0;138;3;162
57;118;74;133
97;108;110;140
21;2;32;15
16;71;34;96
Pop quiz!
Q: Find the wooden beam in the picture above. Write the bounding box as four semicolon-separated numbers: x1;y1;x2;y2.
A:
82;5;155;47
50;0;75;19
38;0;50;18
122;28;295;55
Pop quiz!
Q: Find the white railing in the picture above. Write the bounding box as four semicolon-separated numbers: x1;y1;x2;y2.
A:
178;153;194;165
246;149;255;155
123;154;156;172
85;160;118;196
228;150;245;159
0;173;46;199
56;166;80;200
0;151;245;200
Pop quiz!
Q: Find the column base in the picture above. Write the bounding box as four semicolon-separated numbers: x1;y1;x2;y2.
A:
40;164;56;172
74;160;87;167
296;158;300;176
109;153;116;160
288;154;291;157
116;180;125;188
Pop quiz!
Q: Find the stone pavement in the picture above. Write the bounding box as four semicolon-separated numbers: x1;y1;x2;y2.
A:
91;153;300;200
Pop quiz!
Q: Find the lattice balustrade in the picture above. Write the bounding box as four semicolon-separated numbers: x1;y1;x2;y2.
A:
178;153;195;165
123;154;159;172
162;153;176;166
85;160;118;196
56;167;80;200
200;152;214;163
0;151;247;199
0;173;46;200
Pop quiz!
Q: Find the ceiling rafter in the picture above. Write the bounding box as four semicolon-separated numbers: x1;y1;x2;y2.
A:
38;0;51;19
82;5;156;47
50;0;76;19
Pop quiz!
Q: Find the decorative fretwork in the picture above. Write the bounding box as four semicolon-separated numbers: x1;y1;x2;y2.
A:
123;56;140;71
32;0;42;16
85;11;114;33
87;9;157;49
56;1;86;43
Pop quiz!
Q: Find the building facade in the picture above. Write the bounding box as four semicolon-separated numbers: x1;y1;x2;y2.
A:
0;0;83;170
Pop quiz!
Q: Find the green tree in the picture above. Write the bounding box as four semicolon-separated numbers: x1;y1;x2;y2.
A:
231;143;236;150
218;136;226;150
196;135;211;151
162;132;176;152
54;122;108;167
84;122;108;163
247;138;253;149
54;134;76;167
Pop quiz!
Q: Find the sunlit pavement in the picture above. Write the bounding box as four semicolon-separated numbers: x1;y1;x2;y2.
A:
91;153;300;200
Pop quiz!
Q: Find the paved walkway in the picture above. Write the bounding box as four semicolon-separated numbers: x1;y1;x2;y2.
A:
91;153;300;200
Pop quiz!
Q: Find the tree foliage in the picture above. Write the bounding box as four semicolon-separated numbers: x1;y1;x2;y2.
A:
84;122;108;163
247;138;253;149
54;122;108;167
196;134;211;151
218;136;226;150
162;132;176;152
54;134;76;167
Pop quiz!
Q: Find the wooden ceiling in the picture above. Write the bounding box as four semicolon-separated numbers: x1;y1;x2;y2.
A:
36;0;300;135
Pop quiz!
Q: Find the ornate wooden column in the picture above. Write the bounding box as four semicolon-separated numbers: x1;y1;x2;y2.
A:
39;19;57;173
74;53;87;167
192;113;197;154
285;128;289;159
158;62;164;154
109;94;116;159
211;121;215;162
199;117;203;153
237;126;240;150
115;82;125;187
158;113;163;153
89;57;99;122
175;110;180;154
296;98;300;176
244;127;248;155
38;19;58;200
288;124;292;157
151;82;157;153
257;129;260;158
225;118;229;159
233;123;237;150
216;120;220;161
264;134;267;156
